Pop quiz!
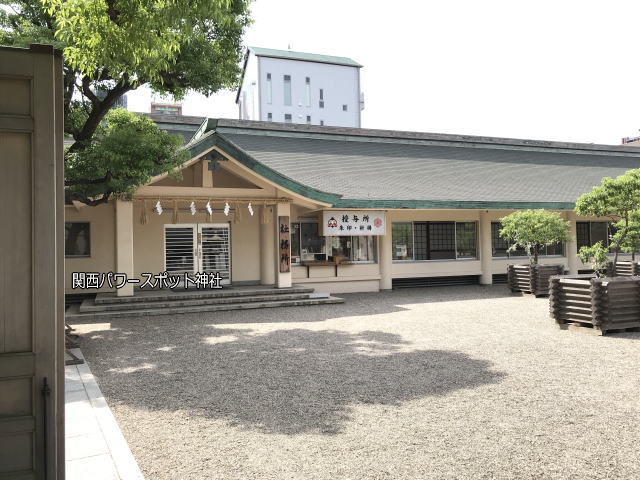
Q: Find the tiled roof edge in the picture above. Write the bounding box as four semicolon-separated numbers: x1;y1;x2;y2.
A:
211;119;640;156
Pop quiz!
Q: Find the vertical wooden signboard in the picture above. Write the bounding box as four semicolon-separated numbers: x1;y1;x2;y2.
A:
279;216;291;273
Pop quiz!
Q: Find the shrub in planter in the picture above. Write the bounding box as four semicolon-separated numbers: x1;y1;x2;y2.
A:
609;213;640;275
575;169;640;277
551;169;640;333
500;210;571;296
549;275;640;335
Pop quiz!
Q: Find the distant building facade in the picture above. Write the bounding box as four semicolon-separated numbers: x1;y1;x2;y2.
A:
151;102;182;115
236;47;363;127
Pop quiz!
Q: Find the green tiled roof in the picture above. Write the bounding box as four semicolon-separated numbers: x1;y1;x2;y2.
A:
186;119;640;210
249;47;362;68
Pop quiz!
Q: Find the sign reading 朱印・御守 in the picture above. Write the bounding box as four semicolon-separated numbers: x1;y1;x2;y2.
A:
322;211;386;236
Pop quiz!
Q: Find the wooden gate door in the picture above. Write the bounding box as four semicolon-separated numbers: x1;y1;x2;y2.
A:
0;45;64;479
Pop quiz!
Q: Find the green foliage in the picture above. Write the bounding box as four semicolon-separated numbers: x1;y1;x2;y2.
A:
1;0;251;205
0;0;64;48
41;0;251;93
611;212;640;258
577;242;609;278
575;169;640;274
65;109;188;205
499;209;571;264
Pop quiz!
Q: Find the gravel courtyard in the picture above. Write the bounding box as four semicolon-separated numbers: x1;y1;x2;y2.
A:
72;286;640;480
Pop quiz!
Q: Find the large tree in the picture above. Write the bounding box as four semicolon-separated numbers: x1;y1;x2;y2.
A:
0;0;251;205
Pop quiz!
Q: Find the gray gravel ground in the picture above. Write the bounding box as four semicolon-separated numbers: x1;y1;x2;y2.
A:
71;286;640;480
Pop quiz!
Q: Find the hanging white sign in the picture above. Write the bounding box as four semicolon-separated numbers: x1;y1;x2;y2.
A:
322;211;386;236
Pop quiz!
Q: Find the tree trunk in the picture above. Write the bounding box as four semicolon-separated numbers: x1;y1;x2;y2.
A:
67;77;134;154
533;245;539;265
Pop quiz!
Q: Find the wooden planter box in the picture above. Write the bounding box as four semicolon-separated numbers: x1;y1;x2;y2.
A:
549;275;640;335
507;264;564;296
608;261;640;276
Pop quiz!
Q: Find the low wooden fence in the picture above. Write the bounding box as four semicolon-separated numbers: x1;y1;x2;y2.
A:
609;261;640;276
549;275;640;334
507;264;564;296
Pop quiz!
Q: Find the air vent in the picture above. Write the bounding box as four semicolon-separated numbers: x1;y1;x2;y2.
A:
392;275;480;289
492;273;508;285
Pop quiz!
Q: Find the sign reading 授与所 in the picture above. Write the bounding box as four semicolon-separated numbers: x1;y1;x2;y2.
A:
322;211;386;236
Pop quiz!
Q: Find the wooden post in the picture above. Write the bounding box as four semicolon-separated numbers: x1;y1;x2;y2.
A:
115;199;135;296
479;211;493;284
379;218;392;290
259;205;275;285
275;203;292;288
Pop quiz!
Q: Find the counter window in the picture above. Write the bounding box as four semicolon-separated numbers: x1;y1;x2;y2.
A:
392;221;477;261
330;236;376;262
492;222;564;257
291;223;301;263
290;222;325;263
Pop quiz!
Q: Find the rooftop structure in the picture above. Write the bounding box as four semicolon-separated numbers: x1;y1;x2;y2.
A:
236;47;363;128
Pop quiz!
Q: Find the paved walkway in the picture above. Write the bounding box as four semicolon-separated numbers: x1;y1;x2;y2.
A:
65;349;144;480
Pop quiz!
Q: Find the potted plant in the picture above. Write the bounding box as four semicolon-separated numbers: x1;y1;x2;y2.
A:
549;169;640;334
500;209;571;296
608;213;640;275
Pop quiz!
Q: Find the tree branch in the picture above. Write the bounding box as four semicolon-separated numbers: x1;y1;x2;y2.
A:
65;190;113;207
81;76;100;105
105;0;121;24
69;76;135;151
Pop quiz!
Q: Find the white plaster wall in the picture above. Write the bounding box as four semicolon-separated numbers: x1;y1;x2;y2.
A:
257;56;360;127
239;54;259;120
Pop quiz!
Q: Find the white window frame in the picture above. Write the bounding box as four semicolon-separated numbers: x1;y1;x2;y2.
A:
266;73;272;104
283;74;292;106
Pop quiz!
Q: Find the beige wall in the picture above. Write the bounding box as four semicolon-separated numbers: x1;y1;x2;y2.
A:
65;198;631;295
64;203;116;292
132;202;261;283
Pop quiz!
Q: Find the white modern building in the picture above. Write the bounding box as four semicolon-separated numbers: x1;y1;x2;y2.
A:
236;47;363;127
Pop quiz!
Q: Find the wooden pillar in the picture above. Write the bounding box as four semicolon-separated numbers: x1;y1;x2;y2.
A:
480;211;493;285
379;219;392;290
276;202;292;288
259;205;275;285
202;160;213;188
115;199;135;296
566;210;578;275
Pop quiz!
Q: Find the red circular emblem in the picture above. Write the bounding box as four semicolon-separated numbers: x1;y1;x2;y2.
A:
373;218;382;228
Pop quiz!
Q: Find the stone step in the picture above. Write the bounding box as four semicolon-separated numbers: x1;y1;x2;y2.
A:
79;292;316;313
65;296;344;320
93;286;315;305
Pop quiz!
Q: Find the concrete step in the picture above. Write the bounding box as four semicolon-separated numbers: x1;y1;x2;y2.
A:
93;286;315;305
65;296;344;320
79;292;316;313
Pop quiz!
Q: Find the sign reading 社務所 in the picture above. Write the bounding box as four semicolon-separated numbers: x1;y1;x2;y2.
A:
322;211;386;236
